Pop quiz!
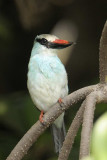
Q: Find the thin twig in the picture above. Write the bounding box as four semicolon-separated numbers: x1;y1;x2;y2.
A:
99;20;107;83
6;85;96;160
58;100;85;160
79;91;98;160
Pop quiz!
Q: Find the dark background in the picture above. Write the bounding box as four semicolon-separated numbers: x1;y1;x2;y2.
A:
0;0;107;160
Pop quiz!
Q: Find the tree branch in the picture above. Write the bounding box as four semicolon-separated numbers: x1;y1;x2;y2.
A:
6;85;96;160
79;91;98;160
99;20;107;83
58;99;85;160
58;84;107;160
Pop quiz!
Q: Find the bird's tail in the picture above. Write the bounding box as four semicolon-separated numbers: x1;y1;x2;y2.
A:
51;120;66;153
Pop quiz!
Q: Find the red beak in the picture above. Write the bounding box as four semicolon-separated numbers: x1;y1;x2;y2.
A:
47;39;74;49
53;39;71;45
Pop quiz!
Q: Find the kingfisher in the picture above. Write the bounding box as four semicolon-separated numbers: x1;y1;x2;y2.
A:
27;34;73;153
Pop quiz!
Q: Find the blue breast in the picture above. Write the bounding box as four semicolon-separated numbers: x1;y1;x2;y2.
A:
28;54;66;81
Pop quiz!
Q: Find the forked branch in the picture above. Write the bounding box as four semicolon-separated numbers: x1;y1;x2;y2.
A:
58;100;85;160
79;92;97;159
6;85;96;160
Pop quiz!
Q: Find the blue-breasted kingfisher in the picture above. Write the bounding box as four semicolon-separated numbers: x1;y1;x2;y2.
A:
27;34;73;153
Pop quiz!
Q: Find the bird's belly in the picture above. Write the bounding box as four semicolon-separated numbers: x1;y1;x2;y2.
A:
27;73;67;112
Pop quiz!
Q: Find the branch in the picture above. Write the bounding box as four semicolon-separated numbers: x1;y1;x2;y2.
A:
79;84;107;160
58;84;107;160
6;85;96;160
79;91;98;160
99;20;107;83
96;83;107;103
58;100;85;160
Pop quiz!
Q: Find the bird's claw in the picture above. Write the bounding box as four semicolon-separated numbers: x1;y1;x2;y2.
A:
58;98;63;104
39;110;44;123
58;98;64;107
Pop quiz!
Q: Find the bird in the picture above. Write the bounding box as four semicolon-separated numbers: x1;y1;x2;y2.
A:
27;34;73;153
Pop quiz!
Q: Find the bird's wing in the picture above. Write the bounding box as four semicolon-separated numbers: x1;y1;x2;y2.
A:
38;57;65;78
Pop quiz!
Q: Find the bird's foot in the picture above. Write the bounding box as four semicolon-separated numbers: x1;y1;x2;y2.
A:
39;110;44;123
58;98;64;107
58;98;63;104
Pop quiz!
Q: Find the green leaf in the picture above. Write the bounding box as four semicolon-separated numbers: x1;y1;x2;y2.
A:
91;112;107;160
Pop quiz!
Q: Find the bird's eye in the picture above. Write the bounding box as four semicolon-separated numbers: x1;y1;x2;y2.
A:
41;38;47;45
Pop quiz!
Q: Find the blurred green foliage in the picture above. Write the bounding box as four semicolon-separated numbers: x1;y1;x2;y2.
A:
0;93;54;160
91;112;107;160
0;16;11;40
82;112;107;160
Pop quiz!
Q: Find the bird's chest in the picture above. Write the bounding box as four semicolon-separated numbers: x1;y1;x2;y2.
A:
28;56;66;86
27;55;68;111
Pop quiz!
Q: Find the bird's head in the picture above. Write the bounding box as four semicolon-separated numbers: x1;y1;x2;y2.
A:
31;34;74;57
